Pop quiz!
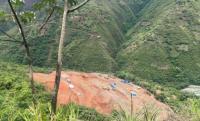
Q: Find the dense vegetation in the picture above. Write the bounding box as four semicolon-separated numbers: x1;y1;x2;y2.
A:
0;0;200;120
1;0;200;89
0;0;150;72
117;0;200;88
0;62;111;121
0;61;199;121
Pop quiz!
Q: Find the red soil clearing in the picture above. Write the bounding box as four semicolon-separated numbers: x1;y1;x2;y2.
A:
33;71;172;120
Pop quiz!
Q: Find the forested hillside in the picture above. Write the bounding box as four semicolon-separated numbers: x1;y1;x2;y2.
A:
117;0;200;88
0;0;200;121
0;0;150;72
1;0;200;87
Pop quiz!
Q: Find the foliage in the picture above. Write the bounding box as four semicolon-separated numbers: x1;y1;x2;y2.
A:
0;61;199;121
1;0;200;90
0;11;6;22
180;99;200;121
0;62;51;121
117;0;200;89
19;11;36;24
20;103;80;121
112;110;138;121
115;71;136;81
0;0;151;72
115;70;198;110
111;105;159;121
11;0;25;8
0;0;200;120
0;62;109;121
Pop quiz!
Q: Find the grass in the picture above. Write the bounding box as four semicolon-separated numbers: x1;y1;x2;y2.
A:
111;105;159;121
0;60;200;121
0;61;51;121
115;71;200;121
0;61;109;121
1;0;200;88
1;0;200;120
20;103;110;121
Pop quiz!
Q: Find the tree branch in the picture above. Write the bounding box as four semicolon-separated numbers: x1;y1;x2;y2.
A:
68;0;90;13
39;7;55;32
0;29;19;42
0;39;22;43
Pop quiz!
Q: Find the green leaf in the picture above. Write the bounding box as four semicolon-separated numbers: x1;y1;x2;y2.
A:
19;11;36;24
0;11;6;17
0;11;7;22
33;0;57;10
11;0;25;8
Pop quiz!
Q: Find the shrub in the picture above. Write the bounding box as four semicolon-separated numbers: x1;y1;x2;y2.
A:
115;71;136;81
111;104;159;121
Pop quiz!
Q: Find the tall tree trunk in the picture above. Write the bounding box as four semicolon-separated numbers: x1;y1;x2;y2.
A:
8;0;36;103
51;0;68;115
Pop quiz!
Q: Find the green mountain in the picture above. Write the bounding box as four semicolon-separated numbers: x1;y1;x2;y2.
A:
117;0;200;87
0;0;150;72
1;1;200;120
0;0;200;87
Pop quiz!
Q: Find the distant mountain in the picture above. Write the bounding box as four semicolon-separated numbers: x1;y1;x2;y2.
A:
117;0;200;87
0;0;200;87
0;0;149;72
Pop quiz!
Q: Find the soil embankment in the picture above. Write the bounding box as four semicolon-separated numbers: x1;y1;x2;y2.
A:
33;71;172;120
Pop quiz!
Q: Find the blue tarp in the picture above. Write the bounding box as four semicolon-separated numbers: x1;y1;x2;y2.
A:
110;83;117;90
121;80;130;84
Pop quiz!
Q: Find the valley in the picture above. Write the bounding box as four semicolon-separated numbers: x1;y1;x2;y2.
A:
0;0;200;121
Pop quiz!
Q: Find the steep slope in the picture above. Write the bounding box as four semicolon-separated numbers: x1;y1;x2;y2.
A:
1;0;200;88
0;0;150;72
0;61;50;120
0;61;111;121
117;0;200;87
33;71;172;120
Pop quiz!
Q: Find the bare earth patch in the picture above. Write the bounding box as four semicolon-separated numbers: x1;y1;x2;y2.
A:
33;71;172;120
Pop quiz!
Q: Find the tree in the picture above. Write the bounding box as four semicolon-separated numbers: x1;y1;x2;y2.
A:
1;0;56;104
7;0;36;104
51;0;90;115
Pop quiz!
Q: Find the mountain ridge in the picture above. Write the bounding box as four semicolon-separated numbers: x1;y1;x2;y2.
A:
0;0;200;87
117;0;200;87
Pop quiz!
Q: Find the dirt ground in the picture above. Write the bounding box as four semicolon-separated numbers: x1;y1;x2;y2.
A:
33;71;172;120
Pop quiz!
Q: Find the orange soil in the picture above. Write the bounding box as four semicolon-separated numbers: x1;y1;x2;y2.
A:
33;71;172;120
